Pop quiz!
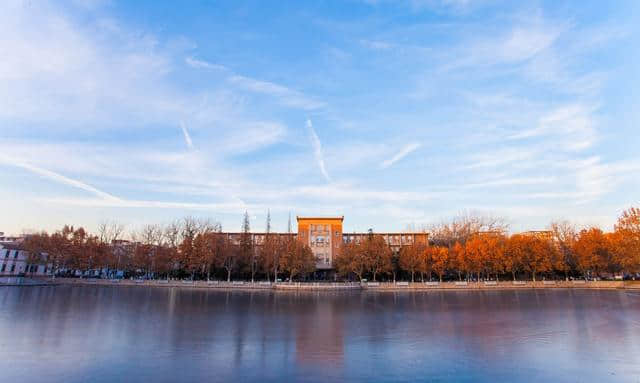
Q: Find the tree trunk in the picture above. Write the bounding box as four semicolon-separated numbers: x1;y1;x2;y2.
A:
373;271;377;282
439;273;443;282
411;271;415;283
227;268;231;282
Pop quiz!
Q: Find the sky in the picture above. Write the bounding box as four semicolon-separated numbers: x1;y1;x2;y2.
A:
1;0;639;235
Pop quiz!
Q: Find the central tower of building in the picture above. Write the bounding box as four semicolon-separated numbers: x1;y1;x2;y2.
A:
296;216;344;270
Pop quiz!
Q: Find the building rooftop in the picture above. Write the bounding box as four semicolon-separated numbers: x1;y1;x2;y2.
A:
296;216;344;222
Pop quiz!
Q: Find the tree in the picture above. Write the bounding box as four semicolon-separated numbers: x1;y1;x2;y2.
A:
431;246;449;282
280;240;315;281
522;236;552;281
97;221;125;245
429;212;508;247
218;236;238;282
574;228;618;279
399;243;424;282
418;246;433;281
549;220;578;279
366;235;392;281
23;232;50;276
450;242;467;281
334;241;368;281
614;207;640;275
505;235;526;281
259;211;278;281
464;237;484;281
240;211;256;282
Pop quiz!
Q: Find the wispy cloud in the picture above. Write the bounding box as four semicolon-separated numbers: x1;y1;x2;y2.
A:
229;75;325;110
0;156;121;202
381;143;421;169
180;121;194;149
184;55;325;111
508;104;598;151
306;119;331;182
221;122;286;153
184;56;226;71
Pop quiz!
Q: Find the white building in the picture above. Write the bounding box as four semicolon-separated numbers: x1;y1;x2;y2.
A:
0;242;52;277
0;232;23;243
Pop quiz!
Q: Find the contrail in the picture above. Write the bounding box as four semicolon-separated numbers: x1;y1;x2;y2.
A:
381;143;421;169
0;156;121;201
180;121;194;149
307;118;330;182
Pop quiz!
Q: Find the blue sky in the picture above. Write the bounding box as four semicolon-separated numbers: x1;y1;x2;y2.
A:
1;0;639;235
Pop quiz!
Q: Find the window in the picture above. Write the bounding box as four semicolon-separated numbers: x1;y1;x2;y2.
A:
14;250;18;259
10;265;15;272
3;250;7;258
1;264;5;272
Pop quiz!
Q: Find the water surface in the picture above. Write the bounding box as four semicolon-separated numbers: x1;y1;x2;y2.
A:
1;286;639;382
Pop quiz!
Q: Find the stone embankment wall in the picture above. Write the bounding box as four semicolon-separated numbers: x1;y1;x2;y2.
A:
362;280;635;290
48;278;362;290
7;277;639;290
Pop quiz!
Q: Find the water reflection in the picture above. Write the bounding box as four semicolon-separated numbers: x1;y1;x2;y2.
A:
0;287;639;382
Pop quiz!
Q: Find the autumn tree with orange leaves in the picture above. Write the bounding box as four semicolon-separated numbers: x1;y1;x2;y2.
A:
399;243;425;282
430;246;450;282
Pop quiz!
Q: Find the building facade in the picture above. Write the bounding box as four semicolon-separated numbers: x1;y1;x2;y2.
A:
297;217;344;270
0;243;52;277
217;216;429;271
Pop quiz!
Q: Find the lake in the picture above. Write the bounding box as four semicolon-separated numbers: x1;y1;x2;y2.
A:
1;286;639;382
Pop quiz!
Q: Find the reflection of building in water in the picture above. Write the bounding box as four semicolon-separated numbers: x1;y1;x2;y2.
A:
295;297;344;367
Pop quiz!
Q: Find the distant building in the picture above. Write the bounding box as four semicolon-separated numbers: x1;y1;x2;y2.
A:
297;217;345;270
521;230;553;240
297;216;428;270
0;232;23;243
222;216;428;273
0;242;52;277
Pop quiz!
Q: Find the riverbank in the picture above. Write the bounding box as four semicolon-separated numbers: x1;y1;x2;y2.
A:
4;277;640;290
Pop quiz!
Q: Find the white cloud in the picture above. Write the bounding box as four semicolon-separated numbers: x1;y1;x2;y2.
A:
306;119;331;182
381;143;421;168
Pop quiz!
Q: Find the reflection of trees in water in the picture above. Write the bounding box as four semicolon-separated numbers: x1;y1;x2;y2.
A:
2;287;640;381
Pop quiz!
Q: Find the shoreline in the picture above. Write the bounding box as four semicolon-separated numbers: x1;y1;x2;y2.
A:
3;278;639;291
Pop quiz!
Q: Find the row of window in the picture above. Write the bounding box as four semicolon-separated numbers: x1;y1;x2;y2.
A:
309;224;331;232
0;264;48;273
0;264;16;273
3;250;19;259
342;235;415;242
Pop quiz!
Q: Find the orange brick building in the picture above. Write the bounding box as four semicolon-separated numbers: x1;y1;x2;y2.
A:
224;216;428;272
297;216;428;270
